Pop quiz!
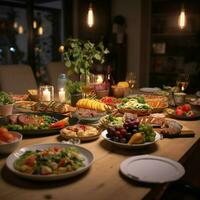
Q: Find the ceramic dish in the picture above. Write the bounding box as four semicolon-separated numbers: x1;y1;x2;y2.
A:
60;125;100;142
72;110;106;124
0;131;22;154
101;130;160;149
140;87;161;93
168;110;200;120
0;113;77;137
6;143;94;181
120;155;185;183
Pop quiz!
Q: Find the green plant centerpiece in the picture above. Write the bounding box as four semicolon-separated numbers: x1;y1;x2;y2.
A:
0;91;14;105
66;80;83;106
0;91;14;116
66;80;82;94
63;38;109;84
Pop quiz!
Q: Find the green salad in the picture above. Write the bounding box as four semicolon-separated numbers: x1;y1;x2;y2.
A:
118;97;152;110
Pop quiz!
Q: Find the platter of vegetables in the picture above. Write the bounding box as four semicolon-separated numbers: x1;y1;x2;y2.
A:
0;113;76;136
6;143;94;181
166;104;200;120
101;113;160;149
117;97;152;116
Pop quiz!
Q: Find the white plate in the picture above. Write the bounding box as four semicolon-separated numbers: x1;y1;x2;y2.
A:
140;87;161;93
101;130;160;149
6;143;94;181
120;155;185;183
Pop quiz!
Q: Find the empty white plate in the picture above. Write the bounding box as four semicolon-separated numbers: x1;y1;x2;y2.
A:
120;155;185;183
140;87;161;93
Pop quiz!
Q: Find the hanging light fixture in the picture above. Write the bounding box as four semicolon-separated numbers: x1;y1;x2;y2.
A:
38;26;44;35
58;45;65;53
33;20;37;29
13;21;18;29
18;25;24;34
178;4;186;29
87;2;94;28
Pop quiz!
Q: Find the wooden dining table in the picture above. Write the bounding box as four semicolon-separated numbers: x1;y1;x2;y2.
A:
0;119;200;200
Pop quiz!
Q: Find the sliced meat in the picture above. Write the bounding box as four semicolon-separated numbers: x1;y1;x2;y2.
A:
8;114;19;124
18;114;38;126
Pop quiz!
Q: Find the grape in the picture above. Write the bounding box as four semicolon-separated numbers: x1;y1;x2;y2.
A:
113;136;120;142
115;131;121;136
120;128;127;135
125;132;132;140
107;127;115;134
120;137;127;143
127;127;133;133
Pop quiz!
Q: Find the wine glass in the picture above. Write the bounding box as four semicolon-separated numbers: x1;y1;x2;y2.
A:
80;73;95;98
126;72;136;94
176;73;189;92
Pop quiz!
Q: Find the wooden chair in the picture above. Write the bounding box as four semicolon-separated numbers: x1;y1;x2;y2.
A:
46;62;66;89
0;64;37;94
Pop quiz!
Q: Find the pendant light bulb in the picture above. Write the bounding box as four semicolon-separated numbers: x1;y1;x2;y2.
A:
38;26;43;35
87;3;94;28
178;6;186;29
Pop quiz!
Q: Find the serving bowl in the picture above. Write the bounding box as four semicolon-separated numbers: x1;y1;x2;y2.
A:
0;131;22;154
111;85;129;98
95;89;109;98
28;89;38;101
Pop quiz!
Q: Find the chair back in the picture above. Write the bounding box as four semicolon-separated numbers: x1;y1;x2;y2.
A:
0;64;37;94
46;62;66;89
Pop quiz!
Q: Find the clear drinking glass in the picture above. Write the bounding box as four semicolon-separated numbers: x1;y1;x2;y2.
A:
126;72;136;94
80;73;95;98
176;73;189;92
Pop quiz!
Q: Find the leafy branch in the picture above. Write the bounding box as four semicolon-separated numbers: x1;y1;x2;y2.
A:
63;38;109;75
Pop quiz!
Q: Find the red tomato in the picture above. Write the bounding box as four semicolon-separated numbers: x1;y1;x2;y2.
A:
176;108;184;116
49;118;68;129
176;105;183;110
25;156;36;167
182;104;191;112
59;158;65;167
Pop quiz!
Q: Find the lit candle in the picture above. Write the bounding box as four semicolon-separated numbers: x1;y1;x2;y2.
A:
96;75;103;84
42;88;51;101
59;88;66;102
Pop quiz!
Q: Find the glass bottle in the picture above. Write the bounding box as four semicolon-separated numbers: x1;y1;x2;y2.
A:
57;74;70;103
105;65;114;94
57;73;67;90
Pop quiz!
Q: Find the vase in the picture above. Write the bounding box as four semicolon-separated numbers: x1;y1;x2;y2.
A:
0;104;13;116
70;93;83;106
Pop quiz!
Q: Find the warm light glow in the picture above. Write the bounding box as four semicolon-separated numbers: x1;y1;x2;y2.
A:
87;3;94;28
33;20;37;29
178;9;186;29
58;45;65;53
13;21;18;29
38;26;43;35
96;75;104;84
18;25;24;34
42;88;50;101
59;88;66;103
